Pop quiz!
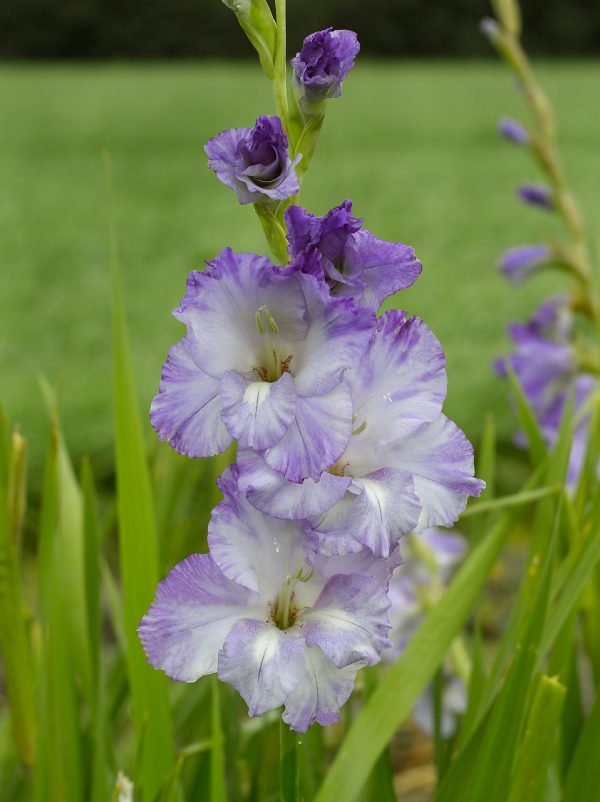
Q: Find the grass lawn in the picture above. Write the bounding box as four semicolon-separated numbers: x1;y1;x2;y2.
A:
1;60;599;476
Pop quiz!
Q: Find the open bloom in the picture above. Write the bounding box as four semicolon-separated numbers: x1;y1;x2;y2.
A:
151;248;374;482
291;28;360;107
286;201;422;309
205;116;300;205
496;296;596;485
238;310;484;557
139;468;394;732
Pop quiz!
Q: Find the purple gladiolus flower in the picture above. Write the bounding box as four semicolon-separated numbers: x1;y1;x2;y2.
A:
496;297;597;485
138;468;395;732
205;116;301;205
384;528;467;737
237;310;484;557
412;676;467;738
285;201;422;309
498;244;551;284
150;248;374;482
498;117;529;145
518;184;555;211
291;28;359;106
385;528;467;658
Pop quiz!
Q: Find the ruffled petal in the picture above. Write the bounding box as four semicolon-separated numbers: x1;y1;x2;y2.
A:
282;646;360;732
237;449;350;519
349;310;447;445
302;574;391;667
204;127;254;202
218;620;306;717
177;249;308;380
150;335;231;458
264;384;354;483
220;370;297;450
306;469;421;557
292;274;375;396
341;230;422;308
382;415;485;530
138;553;255;682
209;466;309;598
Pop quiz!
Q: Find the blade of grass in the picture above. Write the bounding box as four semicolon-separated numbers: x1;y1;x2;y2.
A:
106;153;174;801
0;416;36;769
506;675;565;802
436;494;561;802
561;688;600;802
34;418;83;802
505;361;547;464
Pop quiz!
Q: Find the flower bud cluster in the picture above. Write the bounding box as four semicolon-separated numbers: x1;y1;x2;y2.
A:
139;23;484;733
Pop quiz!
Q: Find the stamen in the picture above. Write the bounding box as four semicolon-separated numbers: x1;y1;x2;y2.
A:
352;419;367;436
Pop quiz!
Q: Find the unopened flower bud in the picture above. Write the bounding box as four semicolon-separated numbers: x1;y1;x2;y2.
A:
498;117;529;145
518;184;555;212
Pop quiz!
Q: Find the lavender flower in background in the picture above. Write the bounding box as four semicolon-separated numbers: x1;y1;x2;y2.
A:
517;184;555;212
238;311;484;558
496;297;596;485
498;244;551;284
291;28;359;113
498;117;529;145
205;115;300;205
286;201;422;308
385;528;467;657
139;468;395;733
150;247;374;481
384;528;468;737
412;675;467;738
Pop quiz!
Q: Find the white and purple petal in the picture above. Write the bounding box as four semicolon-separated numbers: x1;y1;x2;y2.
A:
348;310;447;445
218;620;306;716
302;574;391;667
209;466;308;598
306;468;421;557
264;384;354;483
237;449;350;520
220;370;297;451
138;553;256;683
150;335;231;458
382;415;485;531
282;646;360;732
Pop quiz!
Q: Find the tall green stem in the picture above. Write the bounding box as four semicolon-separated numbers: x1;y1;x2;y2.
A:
491;16;598;322
280;719;299;802
273;0;289;126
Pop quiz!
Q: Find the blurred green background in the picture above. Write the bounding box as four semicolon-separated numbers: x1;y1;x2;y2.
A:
2;60;599;476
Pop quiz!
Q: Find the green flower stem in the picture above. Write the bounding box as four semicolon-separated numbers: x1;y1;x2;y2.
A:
491;9;598;321
254;203;289;263
280;719;300;802
273;0;289;127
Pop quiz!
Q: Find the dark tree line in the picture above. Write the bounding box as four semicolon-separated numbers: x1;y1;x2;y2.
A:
1;0;599;59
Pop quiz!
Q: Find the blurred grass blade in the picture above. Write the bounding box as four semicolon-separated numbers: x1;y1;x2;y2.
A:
473;412;497;539
314;498;524;802
107;154;174;800
0;413;36;769
35;418;83;802
81;458;111;802
505;361;547;464
561;690;600;802
506;675;565;802
211;676;227;802
436;495;560;802
40;379;95;705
